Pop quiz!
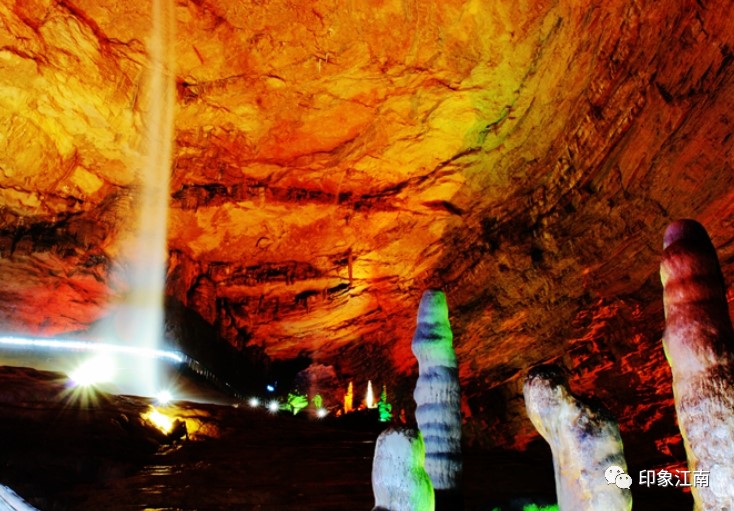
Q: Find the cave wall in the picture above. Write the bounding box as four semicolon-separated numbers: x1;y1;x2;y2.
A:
1;0;734;457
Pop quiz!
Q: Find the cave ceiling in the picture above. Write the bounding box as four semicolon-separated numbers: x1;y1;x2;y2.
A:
2;0;734;451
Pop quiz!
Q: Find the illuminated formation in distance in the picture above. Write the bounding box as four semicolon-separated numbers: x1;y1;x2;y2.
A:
660;219;734;509
344;381;354;413
366;380;376;408
378;385;393;422
523;364;631;511
371;427;434;511
411;290;462;498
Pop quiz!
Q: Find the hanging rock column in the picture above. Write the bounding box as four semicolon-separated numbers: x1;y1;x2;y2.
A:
523;364;632;511
371;427;435;511
661;219;734;509
411;290;462;509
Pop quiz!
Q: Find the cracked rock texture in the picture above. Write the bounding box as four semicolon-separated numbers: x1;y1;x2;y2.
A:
2;0;734;464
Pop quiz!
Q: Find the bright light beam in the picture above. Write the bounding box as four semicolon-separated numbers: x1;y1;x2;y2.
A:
69;355;116;387
0;336;184;363
156;390;173;405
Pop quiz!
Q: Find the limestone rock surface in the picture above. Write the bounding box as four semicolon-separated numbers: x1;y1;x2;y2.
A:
2;0;734;459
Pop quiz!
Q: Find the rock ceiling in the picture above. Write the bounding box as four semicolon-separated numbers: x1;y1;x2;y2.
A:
2;0;734;454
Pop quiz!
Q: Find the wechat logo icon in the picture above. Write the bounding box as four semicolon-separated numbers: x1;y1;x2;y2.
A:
605;465;632;489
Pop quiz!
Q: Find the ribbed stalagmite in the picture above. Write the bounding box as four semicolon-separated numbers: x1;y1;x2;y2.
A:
371;427;435;511
661;219;734;509
523;364;632;511
411;290;462;493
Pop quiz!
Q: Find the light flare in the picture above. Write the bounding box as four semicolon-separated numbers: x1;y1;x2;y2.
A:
267;400;280;413
69;355;115;387
156;390;173;405
248;397;260;408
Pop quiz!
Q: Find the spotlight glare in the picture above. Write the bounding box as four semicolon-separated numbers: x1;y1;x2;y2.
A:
316;408;328;419
156;390;173;405
267;400;280;413
70;355;115;387
248;397;260;408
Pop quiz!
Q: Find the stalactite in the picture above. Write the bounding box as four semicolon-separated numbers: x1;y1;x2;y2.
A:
660;219;734;509
371;427;434;511
523;364;631;511
411;290;462;498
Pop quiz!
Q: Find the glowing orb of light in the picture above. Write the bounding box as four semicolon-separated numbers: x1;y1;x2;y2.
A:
156;390;173;405
69;355;116;387
316;408;328;419
267;400;280;413
248;397;260;408
266;385;275;392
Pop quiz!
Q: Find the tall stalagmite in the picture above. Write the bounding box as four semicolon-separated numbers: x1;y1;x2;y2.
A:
524;364;631;511
411;290;462;495
661;219;734;509
371;427;434;511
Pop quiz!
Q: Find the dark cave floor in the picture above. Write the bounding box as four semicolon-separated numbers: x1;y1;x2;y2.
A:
0;366;691;510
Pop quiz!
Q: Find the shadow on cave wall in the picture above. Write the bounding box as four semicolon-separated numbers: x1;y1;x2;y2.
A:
163;296;312;399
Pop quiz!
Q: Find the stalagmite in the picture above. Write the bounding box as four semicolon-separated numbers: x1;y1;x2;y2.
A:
523;364;631;511
411;290;462;505
661;219;734;509
371;427;435;511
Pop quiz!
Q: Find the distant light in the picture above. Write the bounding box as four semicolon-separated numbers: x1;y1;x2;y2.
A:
69;355;115;387
156;390;173;405
267;400;280;413
248;397;260;408
316;408;328;419
266;385;275;392
366;380;376;409
0;336;184;363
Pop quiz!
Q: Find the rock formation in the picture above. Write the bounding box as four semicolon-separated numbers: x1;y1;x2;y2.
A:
524;364;631;511
411;290;462;501
661;219;734;509
371;427;434;511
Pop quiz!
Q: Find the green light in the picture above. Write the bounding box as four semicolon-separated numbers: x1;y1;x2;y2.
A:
282;393;308;415
377;385;393;422
312;394;323;409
